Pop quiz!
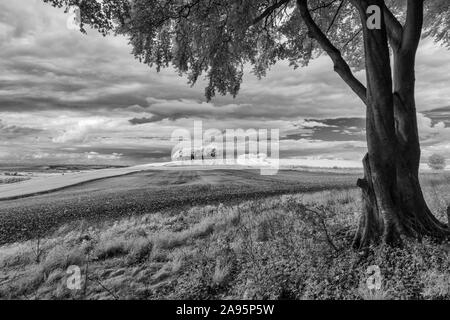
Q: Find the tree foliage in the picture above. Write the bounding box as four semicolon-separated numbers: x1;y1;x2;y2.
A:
44;0;449;101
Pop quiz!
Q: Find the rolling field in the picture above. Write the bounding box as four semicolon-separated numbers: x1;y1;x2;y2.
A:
0;169;450;300
0;169;448;300
0;169;360;245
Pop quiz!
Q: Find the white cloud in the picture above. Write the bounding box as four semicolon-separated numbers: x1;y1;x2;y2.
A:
417;113;447;139
0;0;449;165
416;112;450;160
296;119;336;128
52;118;117;143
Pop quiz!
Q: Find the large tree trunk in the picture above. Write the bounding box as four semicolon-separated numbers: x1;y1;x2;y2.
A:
391;48;449;240
298;0;450;247
353;0;402;247
352;0;449;249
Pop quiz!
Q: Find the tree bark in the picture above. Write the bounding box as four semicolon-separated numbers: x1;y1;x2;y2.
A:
352;0;449;248
391;48;449;240
298;0;450;248
352;0;404;247
354;154;383;247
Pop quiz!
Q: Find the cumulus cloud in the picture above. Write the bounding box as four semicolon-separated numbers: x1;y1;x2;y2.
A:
417;113;447;140
0;0;449;165
295;120;336;128
415;112;450;160
129;98;264;124
52;118;114;143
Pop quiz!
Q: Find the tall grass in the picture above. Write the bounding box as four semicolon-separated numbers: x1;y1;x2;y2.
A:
0;182;448;300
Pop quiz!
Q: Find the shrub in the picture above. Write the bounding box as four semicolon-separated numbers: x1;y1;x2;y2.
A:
94;240;129;260
428;154;446;170
126;238;153;264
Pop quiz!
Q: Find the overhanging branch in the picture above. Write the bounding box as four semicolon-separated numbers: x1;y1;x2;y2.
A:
326;0;346;33
382;4;403;49
252;0;290;25
297;0;367;106
402;0;423;53
310;0;341;12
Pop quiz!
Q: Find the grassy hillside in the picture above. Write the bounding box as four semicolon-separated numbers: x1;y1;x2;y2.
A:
0;169;360;245
0;171;448;300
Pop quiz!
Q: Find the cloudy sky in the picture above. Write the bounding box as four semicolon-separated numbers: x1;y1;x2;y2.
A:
0;0;449;166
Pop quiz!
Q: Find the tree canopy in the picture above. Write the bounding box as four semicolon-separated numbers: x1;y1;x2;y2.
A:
44;0;449;101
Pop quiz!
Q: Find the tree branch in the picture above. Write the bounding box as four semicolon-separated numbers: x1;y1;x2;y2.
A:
252;0;290;25
342;28;362;50
297;0;367;106
310;0;341;12
402;0;423;53
325;0;345;33
326;0;346;34
382;4;403;49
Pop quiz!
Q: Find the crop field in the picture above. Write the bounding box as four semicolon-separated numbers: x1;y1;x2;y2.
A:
0;169;360;245
0;169;449;300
